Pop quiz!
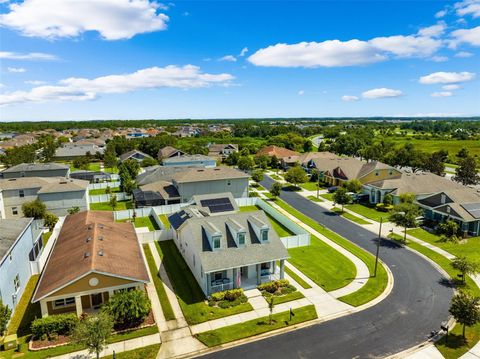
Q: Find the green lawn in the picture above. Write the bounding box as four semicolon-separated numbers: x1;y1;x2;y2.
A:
195;305;317;347
288;235;356;292
42;232;52;246
143;244;175;320
90;200;133;211
239;205;294;237
407;228;480;263
263;290;305;305
88;187;121;195
387;232;480;359
320;193;334;201
299;182;321;191
333;208;371;225
284;266;312;289
159;214;171;229
154;241;253;325
7;275;41;337
102;344;160;359
118;216;160;231
307;195;323;202
345;203;386;223
269;198;388;306
269;174;283;181
69;162;101;172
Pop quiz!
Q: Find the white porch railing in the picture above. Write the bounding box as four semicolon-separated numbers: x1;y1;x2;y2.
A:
210;280;233;293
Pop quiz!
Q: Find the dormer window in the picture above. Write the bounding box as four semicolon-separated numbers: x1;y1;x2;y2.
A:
261;229;269;242
213;236;221;250
238;232;245;245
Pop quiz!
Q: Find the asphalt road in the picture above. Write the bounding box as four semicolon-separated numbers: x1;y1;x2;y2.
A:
201;176;453;359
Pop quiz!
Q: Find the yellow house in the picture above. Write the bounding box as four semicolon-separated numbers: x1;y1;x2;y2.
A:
32;211;149;317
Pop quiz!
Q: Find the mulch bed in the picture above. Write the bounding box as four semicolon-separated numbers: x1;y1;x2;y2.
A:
30;311;156;351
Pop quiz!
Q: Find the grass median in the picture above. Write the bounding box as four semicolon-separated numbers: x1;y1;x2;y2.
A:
196;305;317;347
333;208;371;225
269;197;388;306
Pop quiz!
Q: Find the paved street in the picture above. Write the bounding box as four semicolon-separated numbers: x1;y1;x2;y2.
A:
201;176;453;359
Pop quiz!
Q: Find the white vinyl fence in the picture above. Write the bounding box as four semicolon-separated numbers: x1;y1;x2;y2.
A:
89;192;131;203
88;181;121;190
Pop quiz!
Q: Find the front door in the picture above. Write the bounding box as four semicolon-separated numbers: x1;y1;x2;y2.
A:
91;293;103;308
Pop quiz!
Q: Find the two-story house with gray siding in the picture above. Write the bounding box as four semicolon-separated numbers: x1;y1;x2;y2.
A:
0;177;89;218
0;218;43;314
0;163;70;179
172;167;250;202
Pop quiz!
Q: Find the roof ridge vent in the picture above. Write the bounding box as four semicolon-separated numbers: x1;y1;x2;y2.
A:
98;249;104;256
84;252;90;258
86;236;92;242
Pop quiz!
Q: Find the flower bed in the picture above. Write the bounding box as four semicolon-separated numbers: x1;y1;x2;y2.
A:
257;279;302;304
208;289;248;309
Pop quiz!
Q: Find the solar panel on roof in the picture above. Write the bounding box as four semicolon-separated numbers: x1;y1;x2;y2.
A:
199;197;234;213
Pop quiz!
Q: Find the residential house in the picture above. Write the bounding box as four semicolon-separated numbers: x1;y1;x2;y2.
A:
208;144;239;160
136;165;194;186
158;146;186;160
168;194;289;295
32;211;149;317
282;151;340;169
162;154;217;168
0;134;36;150
54;144;104;160
0;163;70;179
119;149;153;163
256;145;300;162
0;177;89;218
0;218;43;314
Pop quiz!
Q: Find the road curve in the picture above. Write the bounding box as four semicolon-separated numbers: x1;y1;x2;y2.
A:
202;176;453;359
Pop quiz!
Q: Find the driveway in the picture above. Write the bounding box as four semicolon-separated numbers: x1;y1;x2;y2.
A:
202;176;453;359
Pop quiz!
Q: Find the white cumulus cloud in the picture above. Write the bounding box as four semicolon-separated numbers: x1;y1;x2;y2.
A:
455;0;480;18
435;9;447;18
419;71;476;84
341;95;359;102
454;51;474;57
431;91;453;97
362;88;403;99
239;47;248;57
218;55;237;62
0;0;169;40
442;84;461;90
450;26;480;47
0;65;234;106
0;51;58;60
7;67;26;73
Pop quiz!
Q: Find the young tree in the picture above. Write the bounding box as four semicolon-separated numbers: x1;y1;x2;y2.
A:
103;146;118;170
43;212;58;231
270;182;282;199
102;290;151;327
109;195;118;211
68;206;80;215
0;300;11;336
344;179;363;193
105;186;111;195
254;155;270;170
270;155;280;169
389;193;422;242
268;296;275;325
449;291;480;339
72;312;114;359
22;199;46;219
451;257;480;284
454;156;480;186
284;166;307;188
333;187;352;213
119;159;140;179
251;170;264;183
383;194;394;206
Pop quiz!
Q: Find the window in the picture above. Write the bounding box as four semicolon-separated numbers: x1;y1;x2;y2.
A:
261;262;271;270
193;255;196;267
261;230;269;242
213;236;221;249
238;232;245;245
13;274;20;292
12;207;18;215
53;297;75;309
227;180;231;186
9;252;12;262
19;190;24;198
375;170;380;176
214;272;223;281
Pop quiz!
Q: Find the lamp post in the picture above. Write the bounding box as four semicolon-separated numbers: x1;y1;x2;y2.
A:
374;217;383;277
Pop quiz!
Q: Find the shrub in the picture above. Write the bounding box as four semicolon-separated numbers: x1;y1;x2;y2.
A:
31;313;78;340
208;289;247;308
375;203;393;212
210;292;225;302
257;281;278;293
258;280;296;296
217;295;247;308
102;289;151;327
223;289;243;301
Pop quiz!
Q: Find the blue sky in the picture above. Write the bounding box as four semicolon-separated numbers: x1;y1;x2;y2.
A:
0;0;479;121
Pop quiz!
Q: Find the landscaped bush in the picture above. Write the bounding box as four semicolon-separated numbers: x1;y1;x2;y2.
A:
102;289;151;328
31;313;78;340
208;289;247;308
375;203;394;212
258;279;296;296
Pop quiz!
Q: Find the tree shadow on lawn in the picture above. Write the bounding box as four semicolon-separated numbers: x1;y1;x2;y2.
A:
437;332;471;350
282;185;302;192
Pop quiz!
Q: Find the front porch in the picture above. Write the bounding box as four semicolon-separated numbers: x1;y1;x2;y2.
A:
207;259;285;295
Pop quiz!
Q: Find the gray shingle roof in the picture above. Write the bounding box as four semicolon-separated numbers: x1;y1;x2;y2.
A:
163;154;215;164
0;176;89;193
2;162;69;173
180;211;289;273
172;167;250;184
55;145;104;158
0;218;32;263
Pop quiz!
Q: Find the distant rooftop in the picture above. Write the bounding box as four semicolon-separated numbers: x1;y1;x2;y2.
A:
2;162;69;173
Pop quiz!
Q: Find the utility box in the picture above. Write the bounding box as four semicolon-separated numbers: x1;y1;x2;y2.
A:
3;334;18;351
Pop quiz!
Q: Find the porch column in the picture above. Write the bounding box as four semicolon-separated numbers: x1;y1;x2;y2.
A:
272;261;277;275
206;273;211;295
280;260;285;280
40;299;48;318
75;295;83;317
256;264;261;285
232;268;238;289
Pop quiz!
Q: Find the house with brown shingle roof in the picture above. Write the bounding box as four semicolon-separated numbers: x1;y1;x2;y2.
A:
256;145;300;160
157;146;185;160
32;211;149;317
208;143;239;160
